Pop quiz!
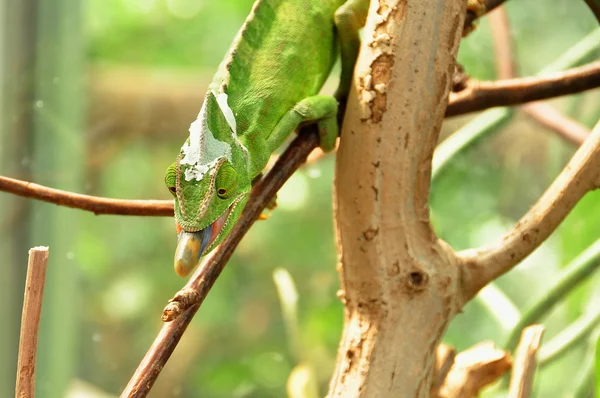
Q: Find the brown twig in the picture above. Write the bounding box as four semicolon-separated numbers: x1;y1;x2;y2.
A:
0;176;173;216
435;341;512;398
507;325;544;398
522;102;590;145
15;247;50;398
447;61;600;117
458;119;600;302
120;128;319;397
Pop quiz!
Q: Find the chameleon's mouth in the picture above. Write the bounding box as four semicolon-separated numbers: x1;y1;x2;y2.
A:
173;206;232;277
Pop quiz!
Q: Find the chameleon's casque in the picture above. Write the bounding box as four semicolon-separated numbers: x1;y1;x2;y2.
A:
166;0;369;276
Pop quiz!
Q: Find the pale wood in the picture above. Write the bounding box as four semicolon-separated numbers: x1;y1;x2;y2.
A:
435;341;512;398
508;325;544;398
15;247;50;398
328;0;466;396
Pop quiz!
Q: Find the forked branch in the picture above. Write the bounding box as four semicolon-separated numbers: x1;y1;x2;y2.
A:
458;119;600;302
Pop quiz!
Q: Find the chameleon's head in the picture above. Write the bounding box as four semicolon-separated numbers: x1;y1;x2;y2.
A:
165;90;250;277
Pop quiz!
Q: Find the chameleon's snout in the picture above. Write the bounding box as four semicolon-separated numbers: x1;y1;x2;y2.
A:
174;228;212;277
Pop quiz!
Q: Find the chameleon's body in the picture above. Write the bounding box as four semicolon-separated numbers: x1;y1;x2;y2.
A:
165;0;485;276
166;0;368;276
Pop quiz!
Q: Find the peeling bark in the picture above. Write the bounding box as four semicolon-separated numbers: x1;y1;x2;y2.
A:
329;0;466;396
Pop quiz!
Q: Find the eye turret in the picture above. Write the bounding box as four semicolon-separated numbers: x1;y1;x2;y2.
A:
165;162;177;196
215;163;237;199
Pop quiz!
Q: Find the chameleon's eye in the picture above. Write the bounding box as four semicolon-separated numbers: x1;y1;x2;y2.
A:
165;162;177;197
215;163;237;199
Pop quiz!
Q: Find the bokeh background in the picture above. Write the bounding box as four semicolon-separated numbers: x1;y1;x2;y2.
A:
0;0;599;397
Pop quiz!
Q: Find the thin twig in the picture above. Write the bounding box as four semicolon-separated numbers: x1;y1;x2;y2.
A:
0;176;173;216
120;127;319;398
504;237;600;351
508;325;544;398
447;61;600;116
522;102;590;145
15;247;50;398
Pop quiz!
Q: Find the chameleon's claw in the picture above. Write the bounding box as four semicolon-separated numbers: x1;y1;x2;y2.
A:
258;212;271;221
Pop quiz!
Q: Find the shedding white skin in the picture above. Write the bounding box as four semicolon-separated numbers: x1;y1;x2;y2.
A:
180;93;233;181
215;92;237;133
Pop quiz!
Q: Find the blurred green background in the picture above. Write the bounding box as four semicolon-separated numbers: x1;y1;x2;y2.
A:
0;0;599;397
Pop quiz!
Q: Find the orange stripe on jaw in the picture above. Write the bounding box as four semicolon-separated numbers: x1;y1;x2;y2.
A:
175;222;183;234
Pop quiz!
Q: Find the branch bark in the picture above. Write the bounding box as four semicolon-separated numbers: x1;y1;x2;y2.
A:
458;119;600;302
328;0;464;395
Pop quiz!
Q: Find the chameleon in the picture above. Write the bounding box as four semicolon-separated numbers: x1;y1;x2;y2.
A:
164;0;369;277
164;0;486;277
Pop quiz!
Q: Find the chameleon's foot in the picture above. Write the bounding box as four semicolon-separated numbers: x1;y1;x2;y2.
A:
258;195;277;221
464;0;486;37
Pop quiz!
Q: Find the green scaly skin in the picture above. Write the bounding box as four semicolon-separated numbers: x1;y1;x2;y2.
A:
165;0;369;277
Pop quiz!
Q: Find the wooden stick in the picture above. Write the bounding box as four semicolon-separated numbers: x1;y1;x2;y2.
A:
15;247;50;398
508;325;544;398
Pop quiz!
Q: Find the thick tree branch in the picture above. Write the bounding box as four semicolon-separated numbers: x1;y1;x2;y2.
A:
458;119;600;302
447;61;600;117
0;176;173;216
328;0;465;396
120;128;319;397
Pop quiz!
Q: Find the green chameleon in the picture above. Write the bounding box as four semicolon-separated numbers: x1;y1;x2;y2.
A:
164;0;369;277
164;0;485;277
